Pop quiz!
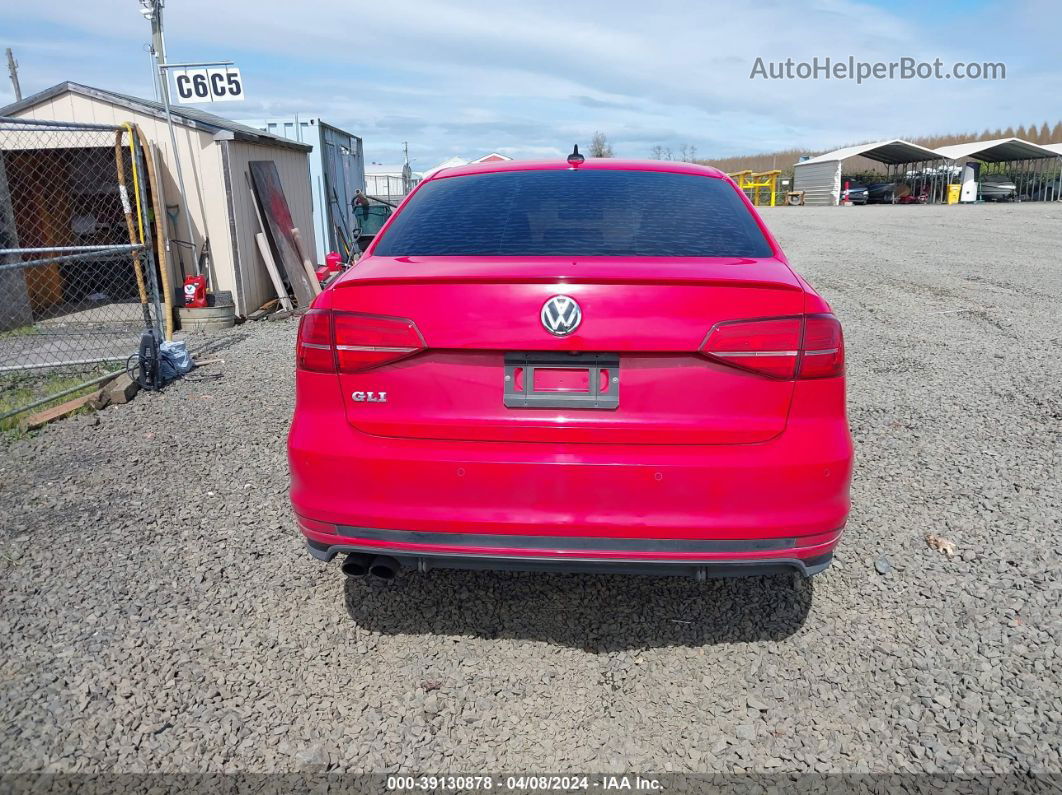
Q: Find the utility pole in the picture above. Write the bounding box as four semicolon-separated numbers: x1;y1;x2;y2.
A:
5;48;21;101
144;1;168;102
401;141;411;194
145;44;160;101
138;0;201;281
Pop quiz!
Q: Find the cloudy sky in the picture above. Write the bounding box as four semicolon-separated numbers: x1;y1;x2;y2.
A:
1;0;1059;170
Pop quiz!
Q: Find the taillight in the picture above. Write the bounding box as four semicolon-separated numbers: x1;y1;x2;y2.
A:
296;309;336;373
798;314;844;379
702;317;802;379
333;312;424;372
296;309;425;374
701;314;844;380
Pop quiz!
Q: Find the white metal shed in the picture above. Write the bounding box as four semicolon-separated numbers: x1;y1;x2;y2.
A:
793;139;944;206
0;82;317;316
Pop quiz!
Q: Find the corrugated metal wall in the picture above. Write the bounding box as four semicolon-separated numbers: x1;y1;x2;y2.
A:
240;118;365;260
794;160;841;206
320;122;365;260
224;140;317;314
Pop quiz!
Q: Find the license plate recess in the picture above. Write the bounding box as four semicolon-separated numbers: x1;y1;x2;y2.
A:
503;352;619;410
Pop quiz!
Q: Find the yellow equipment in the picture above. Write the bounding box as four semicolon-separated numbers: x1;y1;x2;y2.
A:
728;169;783;207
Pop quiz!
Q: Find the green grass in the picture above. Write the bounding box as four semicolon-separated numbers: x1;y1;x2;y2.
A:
0;323;36;340
0;364;123;437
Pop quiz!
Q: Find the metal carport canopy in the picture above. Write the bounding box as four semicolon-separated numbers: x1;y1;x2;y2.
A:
934;137;1059;162
797;139;944;166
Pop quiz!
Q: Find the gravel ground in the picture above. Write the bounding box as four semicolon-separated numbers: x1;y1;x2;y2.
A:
1;204;1059;777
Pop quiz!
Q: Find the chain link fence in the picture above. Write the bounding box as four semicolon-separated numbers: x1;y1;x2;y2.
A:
0;117;163;428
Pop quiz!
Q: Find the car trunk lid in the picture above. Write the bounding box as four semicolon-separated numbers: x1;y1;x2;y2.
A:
327;256;805;444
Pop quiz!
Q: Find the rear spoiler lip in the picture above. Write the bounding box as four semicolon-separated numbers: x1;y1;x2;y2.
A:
335;275;802;290
333;255;804;292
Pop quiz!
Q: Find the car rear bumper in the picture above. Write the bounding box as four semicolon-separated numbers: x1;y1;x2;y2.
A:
288;378;852;578
301;522;839;578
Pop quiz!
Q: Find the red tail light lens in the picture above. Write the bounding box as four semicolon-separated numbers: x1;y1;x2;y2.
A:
798;314;844;379
296;309;336;373
701;314;844;380
296;309;425;374
702;317;802;379
333;312;424;373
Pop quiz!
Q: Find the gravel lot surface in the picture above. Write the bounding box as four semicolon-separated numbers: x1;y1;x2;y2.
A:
1;204;1059;776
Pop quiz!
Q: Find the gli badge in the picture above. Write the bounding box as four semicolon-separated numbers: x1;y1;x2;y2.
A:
352;391;387;403
540;295;582;337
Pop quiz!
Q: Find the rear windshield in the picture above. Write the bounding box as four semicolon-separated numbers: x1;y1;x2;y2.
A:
372;169;773;258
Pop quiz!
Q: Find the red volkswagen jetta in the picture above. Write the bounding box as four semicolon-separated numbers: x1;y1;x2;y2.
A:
288;156;852;581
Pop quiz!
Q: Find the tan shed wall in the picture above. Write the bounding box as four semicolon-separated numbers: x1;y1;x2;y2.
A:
224;140;317;313
7;92;314;315
8;94;238;310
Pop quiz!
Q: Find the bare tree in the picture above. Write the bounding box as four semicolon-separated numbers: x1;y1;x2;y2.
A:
589;131;614;158
679;144;698;162
650;145;665;160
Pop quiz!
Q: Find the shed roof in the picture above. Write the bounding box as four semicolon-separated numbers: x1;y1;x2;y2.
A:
365;163;422;177
934;137;1058;162
796;139;943;166
0;81;312;152
422;155;470;177
470;152;513;163
1042;142;1062;155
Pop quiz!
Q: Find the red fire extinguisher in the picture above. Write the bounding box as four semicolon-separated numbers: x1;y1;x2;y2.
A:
183;274;207;308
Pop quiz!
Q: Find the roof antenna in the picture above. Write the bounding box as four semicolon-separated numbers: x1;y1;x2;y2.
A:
567;144;585;168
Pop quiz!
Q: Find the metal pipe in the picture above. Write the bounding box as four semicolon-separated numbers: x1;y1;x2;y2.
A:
157;74;199;278
0;247;144;271
0;116;122;131
0;356;129;375
0;244;141;254
368;556;400;581
340;554;373;577
156;60;233;69
148;4;200;282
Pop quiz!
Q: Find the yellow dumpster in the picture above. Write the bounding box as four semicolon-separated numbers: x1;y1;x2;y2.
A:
947;184;961;205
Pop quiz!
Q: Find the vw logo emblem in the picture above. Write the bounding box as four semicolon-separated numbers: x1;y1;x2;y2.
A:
540;295;582;336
